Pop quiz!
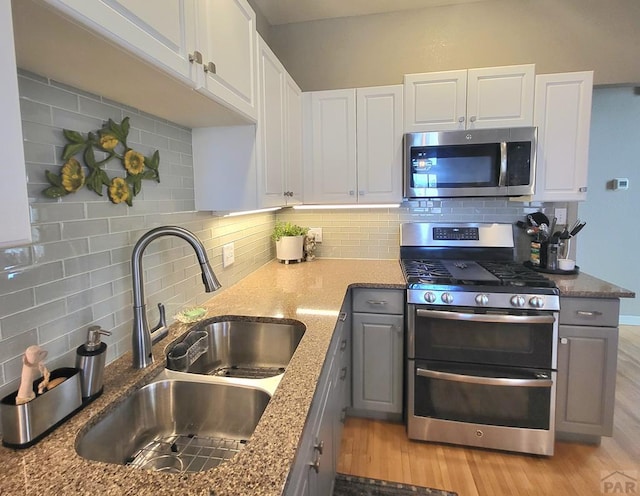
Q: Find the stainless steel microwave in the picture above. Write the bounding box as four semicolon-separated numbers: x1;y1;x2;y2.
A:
404;127;537;198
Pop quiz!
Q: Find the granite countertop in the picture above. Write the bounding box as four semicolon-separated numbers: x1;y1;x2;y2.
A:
0;259;404;496
546;271;635;299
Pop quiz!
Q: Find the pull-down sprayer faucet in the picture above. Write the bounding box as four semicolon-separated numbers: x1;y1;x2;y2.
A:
130;226;221;369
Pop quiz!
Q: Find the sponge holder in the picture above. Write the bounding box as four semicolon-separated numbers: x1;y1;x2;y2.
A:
166;330;209;372
1;367;83;449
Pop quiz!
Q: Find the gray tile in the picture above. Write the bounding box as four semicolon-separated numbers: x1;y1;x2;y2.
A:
38;306;94;343
0;289;35;321
126;113;156;133
109;215;145;233
92;290;132;321
22;140;56;164
140;130;169;151
62;219;110;240
51;108;104;134
17;69;48;83
66;282;113;310
168;138;192;154
30;202;86;223
86;202;129;219
50;80;101;101
110;246;132;264
38;335;70;361
1;300;66;338
0;329;38;363
34;273;91;305
78;96;123;122
18;77;78;111
90;261;130;287
22;120;60;145
155;121;185;140
20;99;52;126
88;232;131;252
0;246;33;271
32;239;90;264
0;261;64;295
64;251;111;277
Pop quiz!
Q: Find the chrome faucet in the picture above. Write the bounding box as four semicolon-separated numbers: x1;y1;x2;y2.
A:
131;226;221;369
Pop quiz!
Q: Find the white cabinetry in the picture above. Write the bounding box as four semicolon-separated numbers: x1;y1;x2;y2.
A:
256;36;302;207
42;0;257;122
532;72;593;202
404;64;535;132
304;85;403;204
351;289;404;418
1;1;31;248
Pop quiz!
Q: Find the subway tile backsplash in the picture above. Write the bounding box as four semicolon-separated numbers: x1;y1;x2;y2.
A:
0;71;275;401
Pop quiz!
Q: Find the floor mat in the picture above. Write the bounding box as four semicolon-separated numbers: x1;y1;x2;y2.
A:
333;473;458;496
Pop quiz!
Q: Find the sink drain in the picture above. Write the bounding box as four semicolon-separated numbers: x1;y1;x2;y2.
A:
127;433;247;473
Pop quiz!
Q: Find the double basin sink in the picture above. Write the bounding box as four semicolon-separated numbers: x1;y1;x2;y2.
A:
75;316;305;473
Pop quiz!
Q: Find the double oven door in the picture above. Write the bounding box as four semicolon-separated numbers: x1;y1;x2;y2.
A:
407;303;558;456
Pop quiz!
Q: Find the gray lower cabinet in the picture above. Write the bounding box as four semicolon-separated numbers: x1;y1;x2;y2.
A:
556;297;620;441
351;289;404;417
284;293;352;496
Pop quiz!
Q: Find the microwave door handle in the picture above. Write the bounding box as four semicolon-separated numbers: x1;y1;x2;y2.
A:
498;141;508;187
416;308;555;324
416;368;553;388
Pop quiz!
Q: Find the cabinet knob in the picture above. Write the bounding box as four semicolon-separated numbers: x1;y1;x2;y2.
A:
349;190;355;196
359;190;365;196
204;61;217;74
340;407;347;423
188;51;203;64
340;366;347;380
458;116;465;123
469;116;477;123
313;438;324;454
560;337;568;345
309;455;321;473
340;339;347;351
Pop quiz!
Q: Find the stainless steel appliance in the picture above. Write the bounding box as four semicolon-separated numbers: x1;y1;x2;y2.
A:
401;222;559;456
404;127;536;198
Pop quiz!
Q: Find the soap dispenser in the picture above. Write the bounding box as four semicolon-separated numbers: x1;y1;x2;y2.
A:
75;326;112;401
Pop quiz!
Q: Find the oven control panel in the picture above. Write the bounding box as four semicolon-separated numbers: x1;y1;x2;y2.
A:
407;289;560;311
432;227;479;241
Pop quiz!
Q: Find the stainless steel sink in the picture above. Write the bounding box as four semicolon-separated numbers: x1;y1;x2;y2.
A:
75;378;270;473
165;316;305;394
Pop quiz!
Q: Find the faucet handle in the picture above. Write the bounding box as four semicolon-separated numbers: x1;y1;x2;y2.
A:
150;303;168;344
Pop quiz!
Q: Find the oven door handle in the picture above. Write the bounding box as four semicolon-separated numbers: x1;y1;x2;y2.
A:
416;367;553;388
416;308;555;324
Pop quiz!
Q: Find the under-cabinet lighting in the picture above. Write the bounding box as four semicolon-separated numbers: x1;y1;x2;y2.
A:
292;203;401;210
296;308;340;317
223;207;281;217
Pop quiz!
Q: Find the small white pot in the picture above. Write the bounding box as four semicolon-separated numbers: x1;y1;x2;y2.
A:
275;236;305;263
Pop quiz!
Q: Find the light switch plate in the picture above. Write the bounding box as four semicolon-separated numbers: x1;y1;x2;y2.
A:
223;242;235;267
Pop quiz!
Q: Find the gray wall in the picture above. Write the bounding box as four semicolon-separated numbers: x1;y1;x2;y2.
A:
579;87;639;321
265;0;640;91
0;71;275;401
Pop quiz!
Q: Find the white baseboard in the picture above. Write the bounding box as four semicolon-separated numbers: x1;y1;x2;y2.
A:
620;315;640;326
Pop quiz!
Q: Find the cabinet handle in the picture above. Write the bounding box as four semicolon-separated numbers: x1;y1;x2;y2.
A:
340;339;347;351
469;116;477;123
366;300;387;306
309;454;321;473
188;51;202;64
560;338;568;345
359;190;365;196
313;438;324;455
340;407;347;423
576;310;603;317
458;116;465;123
339;312;347;322
579;186;588;193
340;367;347;380
204;61;217;74
349;190;355;196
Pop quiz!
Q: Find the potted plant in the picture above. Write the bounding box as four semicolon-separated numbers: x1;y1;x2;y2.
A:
272;221;309;263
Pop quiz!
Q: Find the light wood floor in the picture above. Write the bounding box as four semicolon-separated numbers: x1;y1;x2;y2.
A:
337;325;640;496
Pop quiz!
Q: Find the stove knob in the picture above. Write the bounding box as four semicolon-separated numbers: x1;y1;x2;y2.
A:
441;292;454;304
423;292;437;303
510;295;526;308
475;294;489;306
529;296;545;308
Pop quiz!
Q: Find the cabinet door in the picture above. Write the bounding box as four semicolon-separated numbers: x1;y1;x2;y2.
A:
44;0;196;84
195;0;257;122
308;365;336;496
1;1;31;248
305;89;357;203
403;70;467;132
285;75;303;205
352;313;403;414
466;64;535;129
256;37;285;208
556;324;618;437
356;85;404;203
532;72;593;202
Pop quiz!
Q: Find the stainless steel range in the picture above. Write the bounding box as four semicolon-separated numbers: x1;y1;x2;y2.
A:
402;222;559;456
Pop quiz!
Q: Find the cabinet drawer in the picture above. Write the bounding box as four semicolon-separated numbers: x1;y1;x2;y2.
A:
559;298;619;327
352;289;404;315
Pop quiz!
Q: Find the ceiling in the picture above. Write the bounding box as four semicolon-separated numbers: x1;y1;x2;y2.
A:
251;0;491;26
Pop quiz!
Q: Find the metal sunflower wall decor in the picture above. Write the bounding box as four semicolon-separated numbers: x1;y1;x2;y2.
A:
43;117;160;206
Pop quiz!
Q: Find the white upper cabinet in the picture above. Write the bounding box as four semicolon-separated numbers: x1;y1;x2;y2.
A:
256;36;302;208
194;0;257;122
404;64;535;132
304;86;403;204
41;0;257;122
1;1;31;249
43;0;197;84
532;71;593;202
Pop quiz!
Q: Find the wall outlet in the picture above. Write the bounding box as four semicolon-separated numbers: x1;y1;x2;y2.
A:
222;242;235;267
308;227;323;243
554;207;567;226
